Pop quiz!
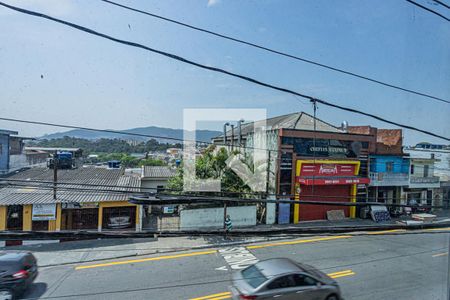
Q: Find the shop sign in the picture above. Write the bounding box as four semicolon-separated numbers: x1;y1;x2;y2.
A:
61;202;99;209
300;163;356;177
163;206;175;214
282;137;365;158
32;204;56;221
296;177;370;185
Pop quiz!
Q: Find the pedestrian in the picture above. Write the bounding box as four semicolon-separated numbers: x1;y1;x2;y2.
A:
224;214;232;240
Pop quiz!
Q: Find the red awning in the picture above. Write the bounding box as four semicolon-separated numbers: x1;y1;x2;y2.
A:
296;177;370;185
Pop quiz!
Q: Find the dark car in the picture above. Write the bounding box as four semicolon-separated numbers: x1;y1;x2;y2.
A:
0;252;38;300
231;258;341;300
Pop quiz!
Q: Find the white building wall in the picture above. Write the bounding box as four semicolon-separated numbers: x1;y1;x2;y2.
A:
180;206;257;230
141;179;169;192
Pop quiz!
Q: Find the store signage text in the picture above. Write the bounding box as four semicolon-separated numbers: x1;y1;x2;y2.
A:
32;204;56;221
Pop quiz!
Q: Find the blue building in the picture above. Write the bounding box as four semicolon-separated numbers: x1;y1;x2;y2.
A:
349;127;409;205
0;129;19;174
369;155;410;203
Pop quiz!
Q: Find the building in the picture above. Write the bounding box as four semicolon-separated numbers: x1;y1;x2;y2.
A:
403;151;442;207
0;166;140;232
0;130;44;174
0;129;18;174
140;166;176;230
140;166;176;193
348;127;409;207
213;112;375;223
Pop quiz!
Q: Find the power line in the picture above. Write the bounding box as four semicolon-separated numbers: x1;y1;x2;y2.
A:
100;0;450;105
0;3;449;142
434;0;450;10
406;0;450;22
4;181;449;208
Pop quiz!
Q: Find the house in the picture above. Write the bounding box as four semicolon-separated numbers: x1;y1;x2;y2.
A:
0;166;140;232
140;166;176;193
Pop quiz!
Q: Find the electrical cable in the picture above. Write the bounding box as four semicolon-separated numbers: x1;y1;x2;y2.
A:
406;0;450;22
4;182;450;209
0;2;449;142
3;177;450;203
433;0;450;10
99;0;450;105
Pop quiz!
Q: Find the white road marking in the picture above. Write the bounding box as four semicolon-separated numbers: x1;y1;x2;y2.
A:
218;247;259;270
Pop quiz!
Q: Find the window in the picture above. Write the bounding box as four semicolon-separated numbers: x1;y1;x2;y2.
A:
423;165;429;177
267;275;295;289
242;265;268;289
410;164;414;174
386;162;393;173
292;274;317;286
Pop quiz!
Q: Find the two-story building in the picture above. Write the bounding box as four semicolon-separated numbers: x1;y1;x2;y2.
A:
213;112;375;224
403;152;441;207
348;127;409;207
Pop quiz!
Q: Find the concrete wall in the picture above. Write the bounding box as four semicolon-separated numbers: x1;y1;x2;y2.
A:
141;179;169;192
180;206;257;230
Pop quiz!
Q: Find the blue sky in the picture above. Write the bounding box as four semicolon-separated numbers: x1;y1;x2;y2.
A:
0;0;449;145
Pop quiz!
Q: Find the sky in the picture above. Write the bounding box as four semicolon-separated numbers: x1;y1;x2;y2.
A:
0;0;449;145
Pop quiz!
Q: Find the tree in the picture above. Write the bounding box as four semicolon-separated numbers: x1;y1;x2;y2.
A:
166;147;251;196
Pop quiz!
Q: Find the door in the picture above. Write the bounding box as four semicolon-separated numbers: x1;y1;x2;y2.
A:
299;185;351;221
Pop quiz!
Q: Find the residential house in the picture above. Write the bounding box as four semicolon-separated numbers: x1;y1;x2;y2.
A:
0;166;140;232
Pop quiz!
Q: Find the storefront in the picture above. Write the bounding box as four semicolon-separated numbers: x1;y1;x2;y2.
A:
294;160;370;221
61;202;99;230
277;129;375;223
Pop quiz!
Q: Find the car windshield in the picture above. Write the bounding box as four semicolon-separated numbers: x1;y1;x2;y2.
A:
242;265;268;289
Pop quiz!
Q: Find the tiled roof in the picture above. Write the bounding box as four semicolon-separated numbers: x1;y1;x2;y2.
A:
0;167;140;205
143;166;176;178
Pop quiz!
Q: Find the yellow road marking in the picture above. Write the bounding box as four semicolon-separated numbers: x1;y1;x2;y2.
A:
247;235;351;249
367;229;406;235
425;227;450;231
75;250;217;270
432;252;448;257
189;292;231;300
330;271;356;278
327;269;354;276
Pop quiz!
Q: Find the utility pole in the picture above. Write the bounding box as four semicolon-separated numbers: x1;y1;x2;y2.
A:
223;201;227;229
53;150;58;200
312;99;317;195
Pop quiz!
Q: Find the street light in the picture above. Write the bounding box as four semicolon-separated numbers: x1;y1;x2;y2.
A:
238;119;245;148
223;122;230;145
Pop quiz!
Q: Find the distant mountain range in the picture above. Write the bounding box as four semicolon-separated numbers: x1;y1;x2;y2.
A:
40;126;222;143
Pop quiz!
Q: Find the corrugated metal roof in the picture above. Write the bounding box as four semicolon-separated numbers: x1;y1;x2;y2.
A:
216;112;343;139
0;167;140;205
143;166;176;178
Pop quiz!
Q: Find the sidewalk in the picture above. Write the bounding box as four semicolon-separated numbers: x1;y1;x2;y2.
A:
3;215;450;267
3;235;294;267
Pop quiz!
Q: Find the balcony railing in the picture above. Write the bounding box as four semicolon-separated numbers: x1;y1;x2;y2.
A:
369;172;409;186
410;176;440;185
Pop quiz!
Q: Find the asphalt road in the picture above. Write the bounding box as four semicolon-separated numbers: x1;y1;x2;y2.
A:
22;231;450;300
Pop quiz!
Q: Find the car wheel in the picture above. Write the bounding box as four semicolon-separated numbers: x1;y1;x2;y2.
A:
0;289;14;300
326;294;339;300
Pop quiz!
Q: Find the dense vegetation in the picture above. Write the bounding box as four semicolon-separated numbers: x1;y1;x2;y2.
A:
167;147;251;195
28;136;182;155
